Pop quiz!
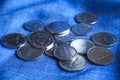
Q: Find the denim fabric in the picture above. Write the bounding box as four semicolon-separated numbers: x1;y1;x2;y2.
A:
0;0;120;80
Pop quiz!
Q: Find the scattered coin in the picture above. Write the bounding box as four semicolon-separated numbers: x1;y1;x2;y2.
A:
87;46;114;65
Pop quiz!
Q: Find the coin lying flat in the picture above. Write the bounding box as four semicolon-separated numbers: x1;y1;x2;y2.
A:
59;54;86;71
87;46;114;65
24;20;45;31
70;23;92;36
54;45;76;60
91;32;117;47
1;33;26;48
45;21;70;35
17;44;44;61
75;12;98;24
70;39;95;54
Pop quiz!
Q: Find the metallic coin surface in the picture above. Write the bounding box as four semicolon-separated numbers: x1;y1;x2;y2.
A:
54;45;76;60
17;44;44;61
70;39;95;54
1;33;26;48
59;54;86;71
24;20;45;31
70;23;92;36
91;32;117;47
45;21;70;35
75;12;98;24
87;46;114;65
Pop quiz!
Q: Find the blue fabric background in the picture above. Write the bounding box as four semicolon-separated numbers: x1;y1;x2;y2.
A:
0;0;120;80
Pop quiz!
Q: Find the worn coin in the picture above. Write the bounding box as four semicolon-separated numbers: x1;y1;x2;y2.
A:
1;33;26;48
70;39;95;54
91;32;117;47
75;12;98;24
87;46;114;65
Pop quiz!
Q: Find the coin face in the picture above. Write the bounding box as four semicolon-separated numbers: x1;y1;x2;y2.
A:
87;46;114;65
24;20;45;31
70;39;95;54
17;44;44;61
54;45;76;60
91;32;117;47
59;54;86;71
70;23;92;36
45;21;70;35
75;12;98;24
1;33;26;48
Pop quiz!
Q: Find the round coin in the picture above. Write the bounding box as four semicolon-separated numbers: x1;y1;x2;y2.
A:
24;20;45;31
75;12;98;24
70;39;95;54
17;44;44;61
1;33;26;48
91;32;117;47
87;46;114;65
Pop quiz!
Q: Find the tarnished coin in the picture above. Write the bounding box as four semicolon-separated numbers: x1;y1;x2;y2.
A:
91;32;117;47
24;20;45;31
54;45;76;60
75;12;98;24
87;46;114;65
17;44;44;61
70;23;92;36
45;21;70;35
70;39;95;54
1;33;26;48
59;54;86;71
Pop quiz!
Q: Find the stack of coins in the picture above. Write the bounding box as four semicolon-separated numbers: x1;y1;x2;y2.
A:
1;12;117;72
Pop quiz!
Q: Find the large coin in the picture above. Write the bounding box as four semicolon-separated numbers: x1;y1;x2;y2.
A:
87;46;114;65
1;33;26;48
91;32;117;47
17;44;44;61
70;39;95;54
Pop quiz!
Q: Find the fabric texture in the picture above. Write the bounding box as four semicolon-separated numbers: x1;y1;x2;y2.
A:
0;0;120;80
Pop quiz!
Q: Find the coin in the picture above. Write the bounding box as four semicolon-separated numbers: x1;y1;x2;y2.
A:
70;39;95;54
1;33;26;48
70;23;92;36
24;20;45;31
59;54;86;71
17;44;44;61
75;12;98;24
45;21;70;35
91;32;117;47
54;45;76;60
87;46;114;65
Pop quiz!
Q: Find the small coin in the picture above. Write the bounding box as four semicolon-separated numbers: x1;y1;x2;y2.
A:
59;54;86;71
24;20;45;31
87;46;114;65
1;33;26;48
17;44;44;61
54;45;76;60
45;21;70;35
70;23;92;36
70;39;95;54
75;12;98;24
91;32;117;47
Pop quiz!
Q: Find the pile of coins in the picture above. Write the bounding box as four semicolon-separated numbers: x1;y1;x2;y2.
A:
1;12;117;71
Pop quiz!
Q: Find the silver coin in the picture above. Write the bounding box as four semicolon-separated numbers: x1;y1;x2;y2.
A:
45;21;70;35
59;54;86;71
24;20;45;31
70;39;95;54
17;44;44;61
1;33;27;48
54;45;76;60
70;23;92;36
91;32;117;47
87;46;114;65
75;12;98;24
